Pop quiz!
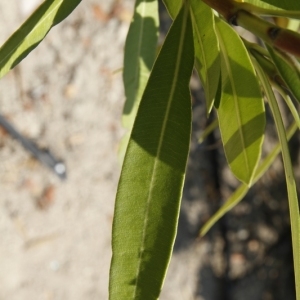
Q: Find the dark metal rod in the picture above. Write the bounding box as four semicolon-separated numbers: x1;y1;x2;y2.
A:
0;113;66;180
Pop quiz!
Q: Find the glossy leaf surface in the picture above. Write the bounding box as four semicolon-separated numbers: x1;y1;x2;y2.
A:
0;0;82;79
109;3;194;299
215;18;265;185
191;0;220;113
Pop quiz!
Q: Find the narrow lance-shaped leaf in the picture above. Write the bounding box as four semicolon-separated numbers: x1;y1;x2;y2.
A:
215;17;265;185
163;0;221;114
245;0;300;10
119;0;159;162
191;0;220;113
0;0;82;79
200;62;300;235
266;44;300;103
253;58;300;300
162;0;182;19
200;121;298;236
109;2;194;300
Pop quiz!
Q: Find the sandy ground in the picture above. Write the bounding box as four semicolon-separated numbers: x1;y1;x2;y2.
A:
0;1;131;299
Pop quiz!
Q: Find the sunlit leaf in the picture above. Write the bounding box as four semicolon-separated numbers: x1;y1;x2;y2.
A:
119;0;159;162
215;18;265;185
191;0;220;113
287;19;300;31
245;0;300;10
162;0;182;18
109;3;194;299
0;0;82;79
200;121;298;236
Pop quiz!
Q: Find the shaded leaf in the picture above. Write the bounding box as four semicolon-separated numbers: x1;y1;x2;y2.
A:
215;18;265;185
109;3;194;300
0;0;82;79
266;44;300;103
164;0;221;113
122;0;159;128
254;58;300;300
191;0;220;113
200;121;298;236
119;0;159;162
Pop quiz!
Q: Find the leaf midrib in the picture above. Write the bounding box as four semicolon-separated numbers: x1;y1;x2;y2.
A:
0;0;63;67
132;4;190;298
216;25;250;177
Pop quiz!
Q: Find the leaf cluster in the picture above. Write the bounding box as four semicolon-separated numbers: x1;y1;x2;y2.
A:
0;0;299;299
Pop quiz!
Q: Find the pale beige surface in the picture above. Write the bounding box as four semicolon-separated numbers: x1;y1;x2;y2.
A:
0;1;128;299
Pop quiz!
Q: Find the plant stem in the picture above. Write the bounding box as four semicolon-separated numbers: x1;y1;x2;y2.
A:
238;2;300;19
200;0;236;20
236;10;300;58
202;0;300;58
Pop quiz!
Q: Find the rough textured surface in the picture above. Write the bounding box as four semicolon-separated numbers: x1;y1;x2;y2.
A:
0;1;129;299
0;1;298;299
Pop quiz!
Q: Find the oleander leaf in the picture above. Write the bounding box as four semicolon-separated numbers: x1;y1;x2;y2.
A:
109;3;194;299
245;0;300;10
200;122;298;236
163;0;221;113
122;0;159;127
0;0;82;79
254;58;300;300
191;0;220;113
215;17;265;185
266;44;300;103
162;0;182;19
119;0;159;162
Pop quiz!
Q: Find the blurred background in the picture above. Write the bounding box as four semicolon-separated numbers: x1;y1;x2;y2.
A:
0;1;298;299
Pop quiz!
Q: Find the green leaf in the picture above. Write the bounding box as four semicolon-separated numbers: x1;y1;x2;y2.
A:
122;0;159;128
0;0;82;79
163;0;221;113
162;0;182;19
254;58;300;300
245;0;300;10
119;0;159;162
266;45;300;103
191;0;220;114
109;3;194;300
287;19;300;31
200;121;298;236
215;18;265;185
